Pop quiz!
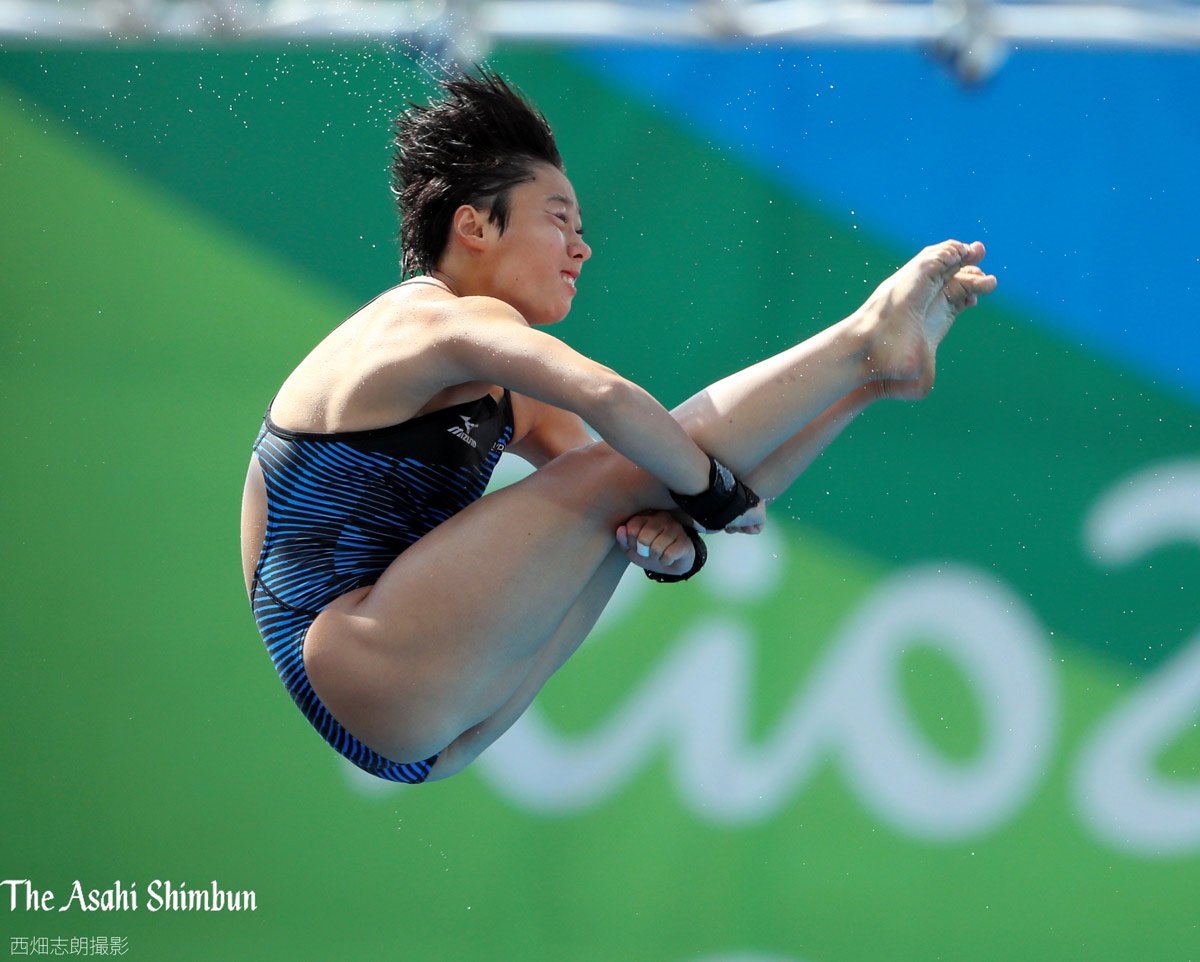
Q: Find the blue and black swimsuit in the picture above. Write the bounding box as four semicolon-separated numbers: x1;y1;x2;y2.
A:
249;390;514;783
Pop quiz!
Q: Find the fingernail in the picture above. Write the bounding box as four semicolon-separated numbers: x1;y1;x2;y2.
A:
637;542;650;557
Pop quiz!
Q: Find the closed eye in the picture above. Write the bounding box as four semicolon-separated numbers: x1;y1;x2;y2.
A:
551;210;584;236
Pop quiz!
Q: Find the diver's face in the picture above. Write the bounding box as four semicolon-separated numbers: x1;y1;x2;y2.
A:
484;164;591;326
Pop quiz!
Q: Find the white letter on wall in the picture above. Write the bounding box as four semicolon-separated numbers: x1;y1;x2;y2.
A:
1077;460;1200;855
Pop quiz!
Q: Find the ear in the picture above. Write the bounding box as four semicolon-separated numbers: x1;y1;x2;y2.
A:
449;204;490;254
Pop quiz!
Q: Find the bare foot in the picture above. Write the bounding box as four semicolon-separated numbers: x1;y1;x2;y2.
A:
858;240;997;398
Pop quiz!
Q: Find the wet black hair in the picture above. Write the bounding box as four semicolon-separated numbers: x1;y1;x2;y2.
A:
391;69;563;277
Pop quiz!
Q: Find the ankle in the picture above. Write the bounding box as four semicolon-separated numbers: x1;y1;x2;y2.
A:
840;308;884;382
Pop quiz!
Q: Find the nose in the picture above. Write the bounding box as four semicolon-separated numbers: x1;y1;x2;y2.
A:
571;235;592;263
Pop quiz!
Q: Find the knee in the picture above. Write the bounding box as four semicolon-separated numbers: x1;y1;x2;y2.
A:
666;393;712;440
551;438;621;474
546;441;666;514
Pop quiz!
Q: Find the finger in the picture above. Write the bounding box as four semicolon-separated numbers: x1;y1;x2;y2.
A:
641;522;679;559
628;518;665;557
647;528;680;560
625;510;671;534
728;505;765;529
657;534;690;568
615;524;629;550
623;514;651;542
620;537;646;562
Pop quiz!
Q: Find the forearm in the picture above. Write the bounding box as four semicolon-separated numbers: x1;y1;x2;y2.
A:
585;379;713;495
743;383;877;502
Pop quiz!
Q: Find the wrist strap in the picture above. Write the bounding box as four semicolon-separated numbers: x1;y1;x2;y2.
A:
669;456;760;532
645;525;707;583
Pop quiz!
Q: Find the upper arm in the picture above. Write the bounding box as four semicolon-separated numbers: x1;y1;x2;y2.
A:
508;394;595;467
428;296;710;495
436;297;627;416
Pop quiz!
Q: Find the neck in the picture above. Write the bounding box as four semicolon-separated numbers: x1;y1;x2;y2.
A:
434;248;498;300
426;268;459;295
402;270;459;296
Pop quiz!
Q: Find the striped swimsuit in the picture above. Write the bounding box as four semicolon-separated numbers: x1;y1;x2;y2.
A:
249;391;514;783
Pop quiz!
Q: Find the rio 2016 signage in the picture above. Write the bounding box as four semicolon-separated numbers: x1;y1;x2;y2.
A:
414;459;1200;856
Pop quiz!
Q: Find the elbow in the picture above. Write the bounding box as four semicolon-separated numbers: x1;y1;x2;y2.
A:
584;372;642;428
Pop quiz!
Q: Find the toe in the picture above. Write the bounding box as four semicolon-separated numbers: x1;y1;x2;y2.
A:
927;240;974;279
955;263;997;292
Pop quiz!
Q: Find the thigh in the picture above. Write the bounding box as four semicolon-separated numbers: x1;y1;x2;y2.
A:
303;442;665;763
427;546;630;779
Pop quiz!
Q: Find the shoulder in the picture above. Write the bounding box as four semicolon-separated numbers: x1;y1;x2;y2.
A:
362;291;529;376
427;295;530;342
424;295;571;379
375;293;531;361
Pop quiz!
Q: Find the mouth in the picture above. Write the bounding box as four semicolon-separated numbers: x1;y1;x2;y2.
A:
561;271;579;290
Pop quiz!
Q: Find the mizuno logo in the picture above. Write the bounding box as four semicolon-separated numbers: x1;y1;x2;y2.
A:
448;415;479;448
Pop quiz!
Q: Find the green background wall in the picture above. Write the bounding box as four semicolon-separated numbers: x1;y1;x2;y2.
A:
2;40;1197;961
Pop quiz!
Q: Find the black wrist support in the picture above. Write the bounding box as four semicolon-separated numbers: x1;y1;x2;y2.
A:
669;456;760;532
644;524;708;583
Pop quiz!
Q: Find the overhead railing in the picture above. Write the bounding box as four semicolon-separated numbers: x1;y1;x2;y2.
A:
2;0;1198;81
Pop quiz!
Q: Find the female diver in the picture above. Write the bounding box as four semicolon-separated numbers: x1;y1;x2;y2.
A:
240;71;997;784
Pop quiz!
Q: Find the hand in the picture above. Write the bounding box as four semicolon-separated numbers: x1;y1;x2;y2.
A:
722;499;766;534
616;511;696;577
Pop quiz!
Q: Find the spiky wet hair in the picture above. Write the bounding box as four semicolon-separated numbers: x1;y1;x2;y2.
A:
391;70;563;278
